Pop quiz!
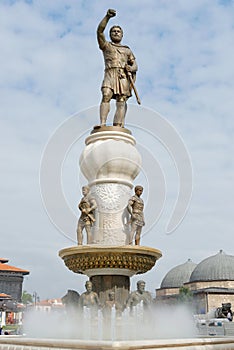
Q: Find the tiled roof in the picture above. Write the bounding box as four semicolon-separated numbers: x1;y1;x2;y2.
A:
0;262;29;275
38;299;63;306
0;293;11;299
37;300;51;306
48;298;63;304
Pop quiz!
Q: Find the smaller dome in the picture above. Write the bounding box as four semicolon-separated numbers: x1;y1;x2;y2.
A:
189;250;234;282
161;259;197;289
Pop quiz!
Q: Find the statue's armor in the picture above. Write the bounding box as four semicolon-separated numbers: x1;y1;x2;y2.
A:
129;195;145;226
78;196;95;224
100;42;135;97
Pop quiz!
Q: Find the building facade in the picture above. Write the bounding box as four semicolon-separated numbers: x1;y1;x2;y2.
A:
0;258;29;302
156;250;234;315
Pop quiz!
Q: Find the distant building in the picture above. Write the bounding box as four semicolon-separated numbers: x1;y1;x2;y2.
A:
156;258;197;304
0;258;29;302
156;250;234;314
0;292;12;312
27;298;64;312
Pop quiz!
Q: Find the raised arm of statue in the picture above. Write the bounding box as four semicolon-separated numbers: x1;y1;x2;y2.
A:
97;9;116;49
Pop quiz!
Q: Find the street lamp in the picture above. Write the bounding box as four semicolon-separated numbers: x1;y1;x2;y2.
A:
32;292;40;308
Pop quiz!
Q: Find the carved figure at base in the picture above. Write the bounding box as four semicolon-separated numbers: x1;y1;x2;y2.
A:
77;186;97;245
126;280;152;310
97;9;138;127
127;185;145;245
79;281;100;311
102;291;123;319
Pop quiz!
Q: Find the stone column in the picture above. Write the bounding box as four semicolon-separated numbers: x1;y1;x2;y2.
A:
90;275;130;305
59;127;162;306
79;127;142;245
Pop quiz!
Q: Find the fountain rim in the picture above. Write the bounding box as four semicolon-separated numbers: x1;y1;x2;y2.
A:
58;245;162;277
1;336;234;349
59;245;162;259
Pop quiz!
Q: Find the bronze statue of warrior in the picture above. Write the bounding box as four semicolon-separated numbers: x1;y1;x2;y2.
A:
77;186;97;245
97;9;138;127
126;280;152;310
127;185;145;245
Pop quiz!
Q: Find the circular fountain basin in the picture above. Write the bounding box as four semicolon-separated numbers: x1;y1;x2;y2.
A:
59;245;162;277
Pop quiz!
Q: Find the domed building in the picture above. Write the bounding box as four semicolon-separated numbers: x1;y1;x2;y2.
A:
156;259;197;303
185;250;234;314
156;250;234;314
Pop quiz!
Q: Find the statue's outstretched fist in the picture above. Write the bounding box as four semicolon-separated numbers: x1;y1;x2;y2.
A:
107;9;116;17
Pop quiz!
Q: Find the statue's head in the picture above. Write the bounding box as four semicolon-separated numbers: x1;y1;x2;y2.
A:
109;25;123;43
135;185;143;196
137;280;146;293
85;281;93;292
82;186;90;196
108;291;115;301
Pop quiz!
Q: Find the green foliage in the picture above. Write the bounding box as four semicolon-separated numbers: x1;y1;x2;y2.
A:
21;290;33;304
178;286;193;303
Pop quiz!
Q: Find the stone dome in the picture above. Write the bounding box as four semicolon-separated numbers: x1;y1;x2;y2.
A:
189;250;234;282
160;259;197;289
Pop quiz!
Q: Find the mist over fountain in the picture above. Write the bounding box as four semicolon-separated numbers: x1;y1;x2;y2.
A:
21;301;196;341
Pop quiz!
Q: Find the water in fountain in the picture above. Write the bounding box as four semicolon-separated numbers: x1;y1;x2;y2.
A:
22;302;197;340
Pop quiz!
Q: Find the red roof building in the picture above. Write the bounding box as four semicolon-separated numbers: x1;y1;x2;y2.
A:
0;258;30;302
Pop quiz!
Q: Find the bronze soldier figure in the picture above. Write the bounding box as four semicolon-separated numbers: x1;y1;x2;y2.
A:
102;291;122;319
127;185;145;245
97;9;138;127
79;281;100;310
126;280;152;310
77;186;97;245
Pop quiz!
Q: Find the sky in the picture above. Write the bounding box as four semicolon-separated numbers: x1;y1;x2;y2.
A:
0;0;234;300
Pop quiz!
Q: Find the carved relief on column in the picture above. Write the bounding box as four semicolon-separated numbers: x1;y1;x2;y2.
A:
91;183;131;245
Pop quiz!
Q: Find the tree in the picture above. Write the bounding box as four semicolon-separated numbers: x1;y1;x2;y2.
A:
178;286;193;303
21;290;33;305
